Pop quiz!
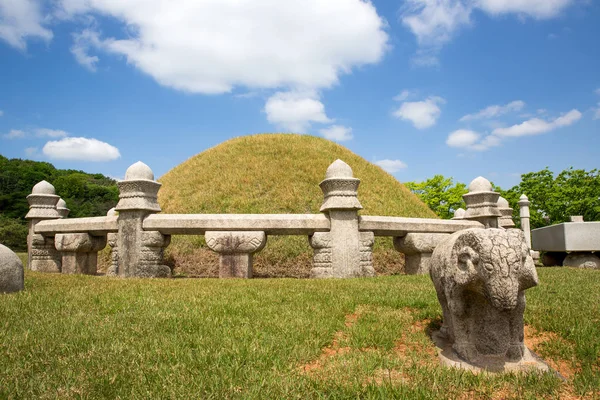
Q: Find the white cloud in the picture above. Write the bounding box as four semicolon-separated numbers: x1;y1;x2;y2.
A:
401;0;576;65
57;0;388;94
319;125;353;142
36;128;69;138
393;96;445;129
459;100;525;121
71;29;100;72
477;0;575;19
0;0;53;50
3;129;26;139
24;147;37;156
264;91;332;132
446;129;479;147
592;104;600;120
374;159;408;173
393;90;412;102
0;110;3;116
42;137;121;161
492;109;582;137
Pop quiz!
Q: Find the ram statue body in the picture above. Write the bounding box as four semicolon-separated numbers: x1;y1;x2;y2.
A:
429;228;538;365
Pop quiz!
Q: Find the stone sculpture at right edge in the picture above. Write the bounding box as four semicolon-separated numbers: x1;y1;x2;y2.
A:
429;228;540;370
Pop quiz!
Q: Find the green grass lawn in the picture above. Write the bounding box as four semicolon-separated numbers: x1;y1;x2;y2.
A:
1;268;598;399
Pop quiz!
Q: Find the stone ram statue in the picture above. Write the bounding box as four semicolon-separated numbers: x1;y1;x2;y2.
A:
429;228;538;366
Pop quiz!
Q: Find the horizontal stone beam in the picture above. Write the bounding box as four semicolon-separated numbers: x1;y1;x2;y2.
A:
358;216;483;236
532;221;600;252
35;216;118;235
143;214;330;235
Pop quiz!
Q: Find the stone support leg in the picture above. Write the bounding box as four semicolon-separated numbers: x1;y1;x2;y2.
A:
205;231;266;278
106;232;119;276
55;233;107;275
394;233;449;275
29;231;61;273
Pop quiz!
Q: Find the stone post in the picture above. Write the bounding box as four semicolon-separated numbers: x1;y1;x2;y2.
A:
497;196;516;229
462;177;501;228
205;231;267;278
394;233;449;275
55;233;107;274
517;194;531;249
115;162;171;278
309;160;375;278
25;181;62;272
452;208;466;220
106;208;119;276
57;198;70;218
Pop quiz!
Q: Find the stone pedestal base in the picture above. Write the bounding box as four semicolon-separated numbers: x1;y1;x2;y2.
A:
220;254;253;278
404;253;431;275
61;252;98;275
30;234;61;273
431;329;552;374
563;252;600;269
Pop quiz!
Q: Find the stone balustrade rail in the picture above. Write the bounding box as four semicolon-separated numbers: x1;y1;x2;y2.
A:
26;159;529;279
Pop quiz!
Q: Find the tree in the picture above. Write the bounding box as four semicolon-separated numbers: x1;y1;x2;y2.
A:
405;175;468;219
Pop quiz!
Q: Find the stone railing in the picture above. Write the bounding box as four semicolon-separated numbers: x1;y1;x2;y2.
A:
27;159;532;279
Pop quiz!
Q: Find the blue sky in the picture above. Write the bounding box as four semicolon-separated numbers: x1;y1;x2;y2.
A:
0;0;599;189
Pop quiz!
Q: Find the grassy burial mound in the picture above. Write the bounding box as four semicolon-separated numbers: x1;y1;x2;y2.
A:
157;134;436;277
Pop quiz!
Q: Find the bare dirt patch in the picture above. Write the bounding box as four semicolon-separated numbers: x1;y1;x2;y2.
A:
523;325;580;380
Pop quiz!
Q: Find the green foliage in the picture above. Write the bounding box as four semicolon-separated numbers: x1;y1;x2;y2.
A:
405;175;468;219
0;154;118;249
0;214;28;251
501;167;600;228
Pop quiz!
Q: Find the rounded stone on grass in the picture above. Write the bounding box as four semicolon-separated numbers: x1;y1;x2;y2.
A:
0;244;24;294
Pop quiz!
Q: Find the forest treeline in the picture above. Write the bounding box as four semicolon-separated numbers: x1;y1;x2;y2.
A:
0;155;119;251
406;167;600;228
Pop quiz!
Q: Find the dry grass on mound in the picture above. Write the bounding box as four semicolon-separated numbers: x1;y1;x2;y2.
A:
153;134;433;277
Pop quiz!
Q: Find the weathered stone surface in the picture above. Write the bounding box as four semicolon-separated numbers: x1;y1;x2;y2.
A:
463;177;501;228
518;194;532;249
106;208;119;276
55;233;106;275
310;160;371;278
429;228;538;369
359;216;482;236
394;233;449;275
497;197;515;229
0;244;24;293
452;208;466;220
116;162;170;278
205;231;267;278
57;198;70;219
570;216;584;222
26;180;62;272
35;216;118;235
563;253;600;269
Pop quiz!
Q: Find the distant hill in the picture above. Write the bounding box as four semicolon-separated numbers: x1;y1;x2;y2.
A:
0;155;119;251
158;134;436;277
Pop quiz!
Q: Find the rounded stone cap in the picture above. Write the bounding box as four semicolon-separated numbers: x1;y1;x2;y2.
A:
497;196;509;208
325;159;353;179
454;208;466;219
57;198;67;209
519;194;528;201
106;207;117;217
468;176;492;193
32;180;56;195
124;161;154;181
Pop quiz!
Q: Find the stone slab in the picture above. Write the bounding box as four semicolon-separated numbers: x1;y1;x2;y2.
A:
531;222;600;252
35;216;118;235
358;216;482;236
143;214;330;235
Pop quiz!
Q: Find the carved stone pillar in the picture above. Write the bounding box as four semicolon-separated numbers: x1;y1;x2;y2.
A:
25;181;62;272
497;196;516;229
394;233;449;275
116;162;170;278
106;208;119;276
57;198;70;219
309;160;374;278
463;177;501;229
518;194;539;262
205;231;266;278
55;233;107;275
